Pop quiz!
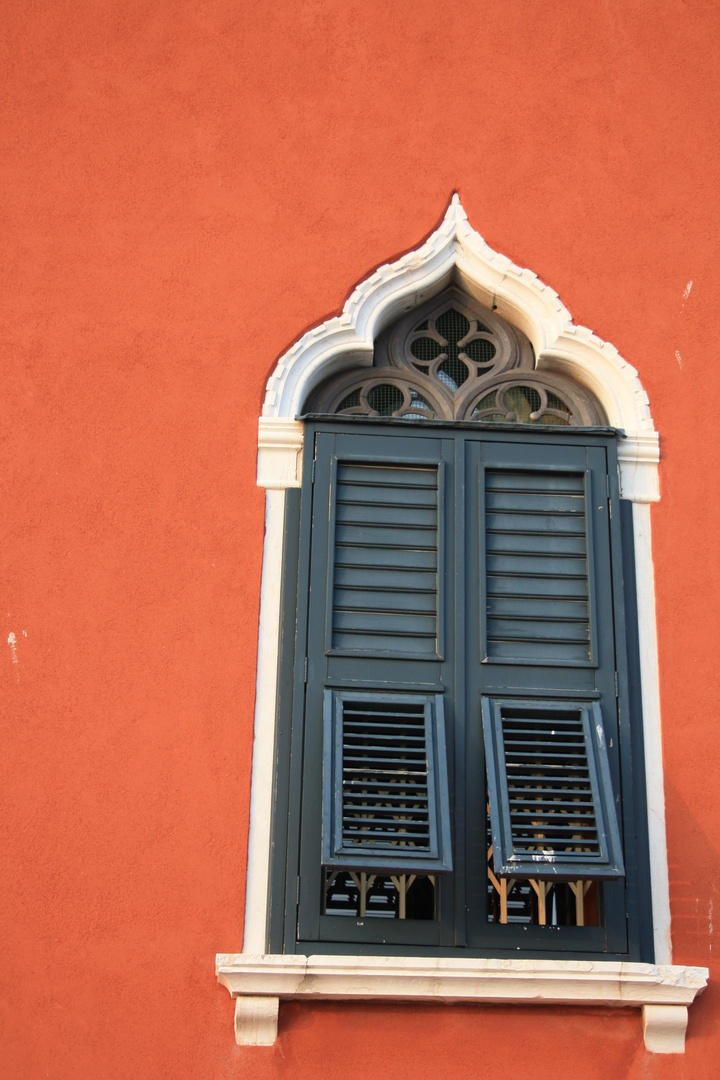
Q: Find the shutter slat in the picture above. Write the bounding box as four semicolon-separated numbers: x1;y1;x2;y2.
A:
485;471;584;495
487;512;586;534
486;532;587;556
488;574;588;599
488;616;590;641
334;588;437;615
488;601;589;621
338;464;437;487
334;611;437;635
336;547;437;571
336;524;438;547
338;484;437;505
343;781;430;792
335;566;437;589
486;492;585;514
337;503;438;528
487;639;591;662
487;553;588;577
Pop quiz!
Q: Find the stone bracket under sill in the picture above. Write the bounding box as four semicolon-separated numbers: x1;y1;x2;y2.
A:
216;953;708;1054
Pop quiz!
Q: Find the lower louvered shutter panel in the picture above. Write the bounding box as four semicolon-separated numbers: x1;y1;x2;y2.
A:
483;698;624;880
322;691;452;874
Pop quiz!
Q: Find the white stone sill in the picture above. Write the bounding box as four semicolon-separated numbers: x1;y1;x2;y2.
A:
216;953;708;1053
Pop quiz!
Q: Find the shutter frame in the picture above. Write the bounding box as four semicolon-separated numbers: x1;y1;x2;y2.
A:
483;696;625;881
323;690;453;874
283;420;641;957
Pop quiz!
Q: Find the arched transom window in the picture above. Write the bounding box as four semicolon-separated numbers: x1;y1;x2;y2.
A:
306;287;606;427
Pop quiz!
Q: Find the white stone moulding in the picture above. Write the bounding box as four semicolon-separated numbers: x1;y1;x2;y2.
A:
233;995;280;1047
217;954;708;1053
261;194;658;503
642;1004;691;1054
257;418;304;490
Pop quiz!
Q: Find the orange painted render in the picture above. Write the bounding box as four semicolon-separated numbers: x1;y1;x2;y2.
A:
2;0;720;1076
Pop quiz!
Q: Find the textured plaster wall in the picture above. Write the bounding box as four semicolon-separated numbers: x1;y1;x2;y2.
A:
2;0;719;1076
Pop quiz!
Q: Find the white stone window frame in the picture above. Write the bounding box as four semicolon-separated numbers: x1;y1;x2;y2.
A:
217;197;707;1052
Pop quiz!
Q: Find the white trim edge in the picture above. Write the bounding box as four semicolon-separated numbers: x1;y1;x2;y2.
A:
243;418;305;953
617;434;660;504
242;488;288;952
217;954;708;1051
257;418;304;490
632;502;672;964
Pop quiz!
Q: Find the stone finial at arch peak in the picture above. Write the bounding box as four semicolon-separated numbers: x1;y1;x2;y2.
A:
259;194;659;503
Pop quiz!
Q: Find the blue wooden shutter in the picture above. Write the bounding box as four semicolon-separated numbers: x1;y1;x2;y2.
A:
286;422;637;955
483;697;624;879
476;440;626;893
322;690;452;874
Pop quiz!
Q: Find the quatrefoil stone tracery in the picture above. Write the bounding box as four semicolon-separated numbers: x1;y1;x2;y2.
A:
408;309;499;391
305;288;606;427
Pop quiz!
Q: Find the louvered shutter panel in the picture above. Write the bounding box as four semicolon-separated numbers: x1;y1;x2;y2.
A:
322;690;452;874
332;462;439;655
483;697;624;879
484;468;591;663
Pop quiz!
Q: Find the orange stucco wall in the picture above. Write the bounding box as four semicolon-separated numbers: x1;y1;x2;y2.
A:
3;1;720;1076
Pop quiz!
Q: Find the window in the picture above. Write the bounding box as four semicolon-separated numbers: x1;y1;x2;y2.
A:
266;290;653;961
218;204;707;1052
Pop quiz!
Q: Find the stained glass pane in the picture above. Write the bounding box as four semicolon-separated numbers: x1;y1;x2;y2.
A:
547;391;571;413
338;388;361;411
438;356;469;390
537;413;569;426
411;337;443;364
435;309;470;344
504;386;542;420
367;383;404;415
465;339;497;365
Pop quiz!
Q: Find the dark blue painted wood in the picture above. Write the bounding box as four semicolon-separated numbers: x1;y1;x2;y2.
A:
483;697;625;880
277;419;642;959
322;690;452;874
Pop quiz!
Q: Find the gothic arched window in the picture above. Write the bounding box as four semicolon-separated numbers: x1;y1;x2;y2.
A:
271;288;643;955
217;204;706;1054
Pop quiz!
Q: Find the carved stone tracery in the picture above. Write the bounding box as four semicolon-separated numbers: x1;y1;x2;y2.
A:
305;286;606;427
